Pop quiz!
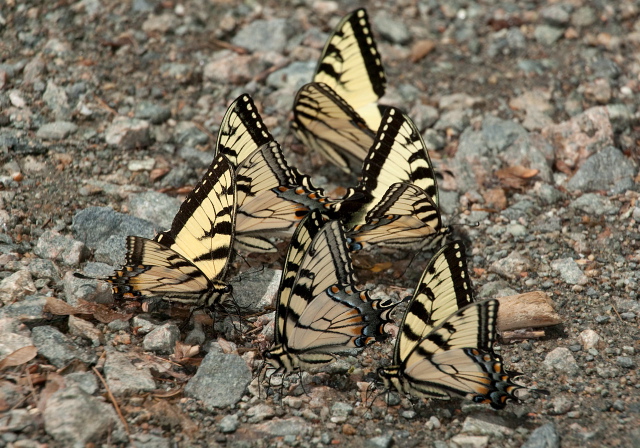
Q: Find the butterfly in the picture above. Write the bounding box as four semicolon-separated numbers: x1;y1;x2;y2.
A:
107;154;235;309
215;94;336;253
292;8;387;174
377;241;528;409
328;107;450;250
264;210;396;373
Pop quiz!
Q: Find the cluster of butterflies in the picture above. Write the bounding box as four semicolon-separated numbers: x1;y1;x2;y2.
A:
100;9;541;409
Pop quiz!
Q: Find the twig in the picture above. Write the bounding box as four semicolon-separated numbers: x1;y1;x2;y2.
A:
94;96;118;116
92;366;130;435
210;38;249;55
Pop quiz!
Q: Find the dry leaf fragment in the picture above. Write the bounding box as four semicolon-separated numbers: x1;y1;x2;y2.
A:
495;165;539;190
370;262;393;273
0;346;38;370
410;39;436;62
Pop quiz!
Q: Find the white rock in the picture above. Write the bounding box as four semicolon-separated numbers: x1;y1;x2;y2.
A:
0;270;37;304
579;329;602;350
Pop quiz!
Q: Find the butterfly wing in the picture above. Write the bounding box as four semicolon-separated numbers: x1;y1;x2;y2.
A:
154;154;236;282
394;241;475;363
348;183;449;250
292;82;375;172
107;237;229;307
108;154;235;308
313;8;386;130
216;94;274;167
396;299;523;408
267;212;395;371
358;107;439;205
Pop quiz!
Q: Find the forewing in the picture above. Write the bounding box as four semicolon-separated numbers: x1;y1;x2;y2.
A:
314;8;386;129
155;154;236;281
215;94;274;167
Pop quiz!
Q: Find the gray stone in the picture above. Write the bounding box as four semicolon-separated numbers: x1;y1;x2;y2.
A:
411;104;439;131
567;147;636;193
571;7;596;28
499;134;554;183
462;416;515;437
142;13;178;33
43;81;71;119
438;190;459;216
449;434;489;448
127;191;181;231
177;145;212;168
132;314;164;335
130;433;172;448
232;18;294;53
616;356;635;369
229;269;282;313
36;121;78;140
606;104;632;132
570;193;619;216
540;4;571;26
0;270;36;304
434;109;470;133
253;417;308;437
487;28;526;57
68;315;104;346
43;385;127;445
63;270;113;306
135;101;171;125
23;56;47;83
482;115;528;152
104;350;156;395
175;121;209;148
0;409;36;433
551;258;588;285
34;230;89;266
532;183;564;205
203;51;273;85
219;414;239;433
0;295;48;326
534;25;565;46
266;61;315;91
72;206;157;251
64;371;99;395
477;280;517;299
31;325;96;368
373;10;411;44
184;350;251;409
365;433;394;448
521;423;560;448
0;317;33;362
105;117;152;149
489;252;531;279
26;258;60;280
246;403;276;423
543;347;580;375
549;397;573;415
142;323;180;354
128;158;156;172
438;93;483;111
501;200;539;220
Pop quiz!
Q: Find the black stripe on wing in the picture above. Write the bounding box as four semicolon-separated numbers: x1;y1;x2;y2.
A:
216;94;274;167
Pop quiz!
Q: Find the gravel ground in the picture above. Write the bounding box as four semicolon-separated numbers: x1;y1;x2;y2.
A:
1;1;640;447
